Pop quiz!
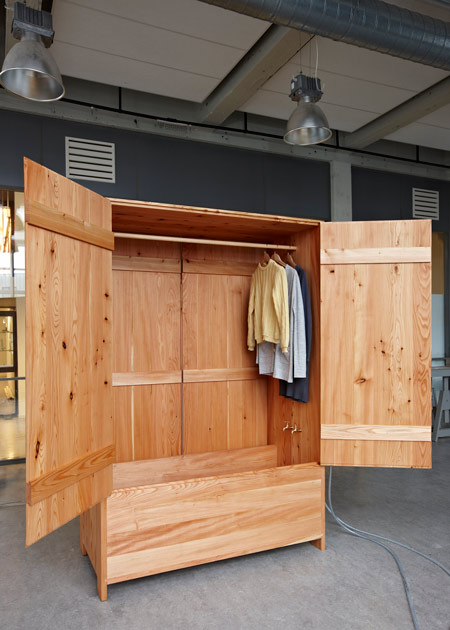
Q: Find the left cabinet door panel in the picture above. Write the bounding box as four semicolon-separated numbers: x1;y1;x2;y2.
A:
25;159;114;546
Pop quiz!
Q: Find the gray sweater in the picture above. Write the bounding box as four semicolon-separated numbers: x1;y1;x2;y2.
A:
257;265;306;382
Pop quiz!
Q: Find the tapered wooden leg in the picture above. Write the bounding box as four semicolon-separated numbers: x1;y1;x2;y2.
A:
80;518;88;556
310;536;326;551
79;501;108;600
98;575;107;602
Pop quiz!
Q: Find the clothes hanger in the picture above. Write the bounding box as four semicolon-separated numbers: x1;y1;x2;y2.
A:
286;251;296;269
260;250;271;267
271;252;286;267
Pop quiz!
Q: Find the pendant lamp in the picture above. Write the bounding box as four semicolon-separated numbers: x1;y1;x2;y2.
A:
0;2;64;102
284;74;331;146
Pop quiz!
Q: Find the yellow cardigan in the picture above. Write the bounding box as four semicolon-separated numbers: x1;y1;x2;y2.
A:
247;259;289;353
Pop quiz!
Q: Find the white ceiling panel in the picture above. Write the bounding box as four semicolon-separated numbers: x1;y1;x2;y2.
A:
417;103;450;128
50;1;450;150
260;62;417;116
387;123;450;151
53;2;245;81
56;0;269;50
291;36;448;92
52;41;217;101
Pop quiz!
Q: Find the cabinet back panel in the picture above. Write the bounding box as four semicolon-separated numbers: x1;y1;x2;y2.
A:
134;384;181;460
112;241;182;462
182;244;268;455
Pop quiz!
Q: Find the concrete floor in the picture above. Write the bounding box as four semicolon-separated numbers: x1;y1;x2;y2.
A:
1;443;449;630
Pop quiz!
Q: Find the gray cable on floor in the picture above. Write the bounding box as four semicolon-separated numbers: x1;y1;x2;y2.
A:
0;501;25;507
327;477;450;579
326;467;420;630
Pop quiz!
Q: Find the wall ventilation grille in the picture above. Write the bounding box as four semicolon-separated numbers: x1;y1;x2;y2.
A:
412;187;439;220
65;137;115;183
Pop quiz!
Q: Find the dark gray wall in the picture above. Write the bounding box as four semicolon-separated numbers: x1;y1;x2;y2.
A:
0;110;330;220
352;166;450;232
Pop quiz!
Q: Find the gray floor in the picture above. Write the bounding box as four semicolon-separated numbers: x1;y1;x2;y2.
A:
1;443;449;630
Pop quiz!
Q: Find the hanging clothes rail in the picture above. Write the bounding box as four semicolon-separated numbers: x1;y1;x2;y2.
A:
114;232;294;250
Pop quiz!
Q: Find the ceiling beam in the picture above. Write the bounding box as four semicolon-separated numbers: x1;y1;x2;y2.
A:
198;24;303;125
0;89;448;181
343;75;450;150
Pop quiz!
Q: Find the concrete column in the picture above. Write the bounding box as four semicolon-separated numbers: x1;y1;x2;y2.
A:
330;160;352;222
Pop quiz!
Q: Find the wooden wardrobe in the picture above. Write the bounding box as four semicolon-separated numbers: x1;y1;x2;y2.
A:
24;159;432;601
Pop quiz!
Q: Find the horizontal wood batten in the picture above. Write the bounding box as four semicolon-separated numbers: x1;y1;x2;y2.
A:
320;247;431;265
321;424;431;442
112;255;180;273
112;372;182;387
183;367;260;383
26;444;115;506
26;200;114;250
183;259;255;276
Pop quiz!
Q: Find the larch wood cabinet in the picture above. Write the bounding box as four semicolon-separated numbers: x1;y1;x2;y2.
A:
24;159;431;600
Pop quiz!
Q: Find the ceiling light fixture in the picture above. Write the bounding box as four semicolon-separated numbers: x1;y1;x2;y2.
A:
284;74;331;146
0;2;64;102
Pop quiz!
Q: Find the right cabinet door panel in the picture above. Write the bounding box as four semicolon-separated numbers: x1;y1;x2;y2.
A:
320;220;431;468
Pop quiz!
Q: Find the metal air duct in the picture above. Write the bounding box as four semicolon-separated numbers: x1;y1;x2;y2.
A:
197;0;450;70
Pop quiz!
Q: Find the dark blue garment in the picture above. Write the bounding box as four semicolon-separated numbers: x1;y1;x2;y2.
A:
279;265;312;403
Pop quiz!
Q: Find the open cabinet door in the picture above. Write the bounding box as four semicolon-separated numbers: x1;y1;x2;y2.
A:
25;159;115;545
320;220;431;468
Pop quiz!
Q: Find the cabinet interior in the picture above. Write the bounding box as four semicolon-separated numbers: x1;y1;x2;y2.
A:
110;199;321;482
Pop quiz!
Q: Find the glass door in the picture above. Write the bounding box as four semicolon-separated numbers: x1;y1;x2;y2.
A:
0;309;18;418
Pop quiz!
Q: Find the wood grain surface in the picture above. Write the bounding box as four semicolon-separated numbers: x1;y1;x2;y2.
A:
112;371;181;386
320;219;430;250
183;379;268;454
111;198;320;242
320;220;431;468
321;424;431;441
113;387;132;463
106;464;324;585
27;444;115;505
320;247;430;265
26;199;114;250
133;384;181;460
25;159;113;546
112;263;182;462
112;255;180;273
112;445;278;489
80;500;108;600
267;227;321;467
183;367;259;383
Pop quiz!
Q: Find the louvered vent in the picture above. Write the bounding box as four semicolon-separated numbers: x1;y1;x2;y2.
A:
412;188;439;220
65;137;115;183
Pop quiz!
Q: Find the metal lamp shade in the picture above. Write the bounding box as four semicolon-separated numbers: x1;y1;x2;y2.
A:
284;100;331;146
0;31;64;102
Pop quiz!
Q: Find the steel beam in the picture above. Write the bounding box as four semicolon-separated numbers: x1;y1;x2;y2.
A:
0;89;448;181
344;75;450;150
198;25;303;125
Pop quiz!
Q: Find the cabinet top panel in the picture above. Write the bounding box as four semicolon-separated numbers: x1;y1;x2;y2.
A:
110;198;320;243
